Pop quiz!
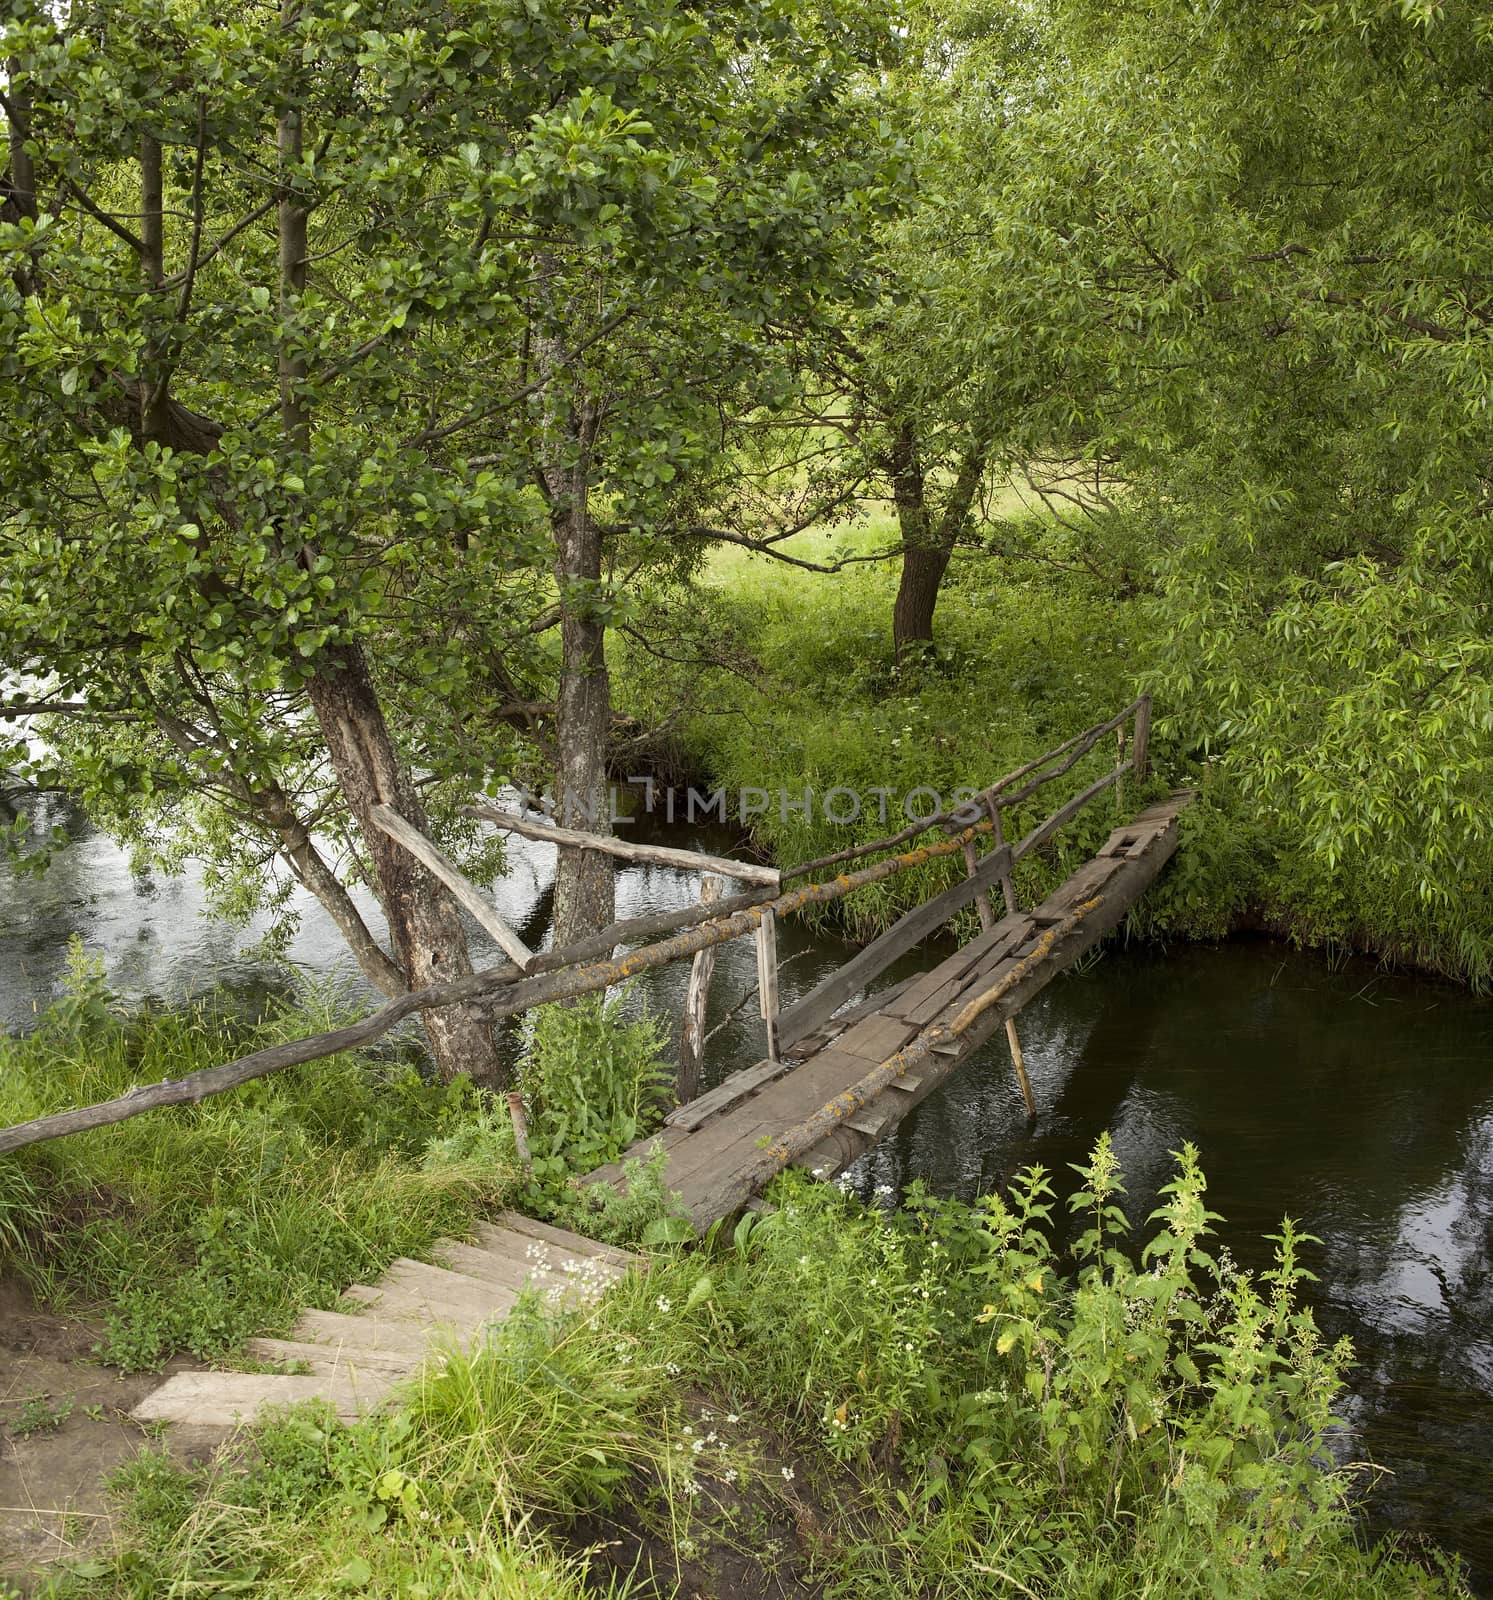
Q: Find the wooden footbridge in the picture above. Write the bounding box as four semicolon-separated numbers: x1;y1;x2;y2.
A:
1;697;1190;1427
588;789;1186;1229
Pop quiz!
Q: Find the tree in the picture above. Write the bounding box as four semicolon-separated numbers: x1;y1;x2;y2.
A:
997;0;1493;966
692;0;1093;664
0;0;904;1064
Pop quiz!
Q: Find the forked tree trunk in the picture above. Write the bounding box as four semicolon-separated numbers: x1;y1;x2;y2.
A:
888;424;992;664
305;643;506;1085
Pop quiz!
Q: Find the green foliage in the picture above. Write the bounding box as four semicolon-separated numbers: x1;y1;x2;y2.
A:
59;1144;1465;1599
513;994;685;1243
523;995;673;1176
9;1391;74;1438
629;535;1150;941
0;0;907;956
0;965;521;1368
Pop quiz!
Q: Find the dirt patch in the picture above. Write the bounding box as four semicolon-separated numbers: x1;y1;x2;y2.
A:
0;1277;217;1594
571;1395;859;1600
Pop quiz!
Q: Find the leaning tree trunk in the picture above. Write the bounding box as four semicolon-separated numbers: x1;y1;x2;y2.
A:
274;77;501;1085
305;644;506;1085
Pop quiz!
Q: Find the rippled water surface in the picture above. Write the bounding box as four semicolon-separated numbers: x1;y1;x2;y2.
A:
3;809;1490;1580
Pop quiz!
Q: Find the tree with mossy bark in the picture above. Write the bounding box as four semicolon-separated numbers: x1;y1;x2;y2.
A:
0;0;906;1065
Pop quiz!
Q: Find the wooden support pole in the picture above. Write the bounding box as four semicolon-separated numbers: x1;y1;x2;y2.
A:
1116;723;1128;816
677;875;722;1105
505;1090;532;1168
987;804;1033;1115
370;804;535;970
756;909;781;1063
1133;693;1151;782
1005;1017;1036;1119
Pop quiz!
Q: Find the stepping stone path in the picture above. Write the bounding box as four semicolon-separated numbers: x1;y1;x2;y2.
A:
132;1213;641;1429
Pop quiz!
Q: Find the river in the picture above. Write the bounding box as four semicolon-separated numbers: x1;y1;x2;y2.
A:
2;798;1490;1582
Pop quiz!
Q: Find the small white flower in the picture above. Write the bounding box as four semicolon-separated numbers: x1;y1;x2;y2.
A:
781;1466;795;1482
722;1466;738;1484
691;1438;704;1454
655;1295;673;1313
665;1361;681;1376
726;1413;740;1424
874;1184;894;1198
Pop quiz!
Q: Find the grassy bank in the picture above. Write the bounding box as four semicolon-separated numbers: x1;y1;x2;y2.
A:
0;952;521;1370
44;1143;1465;1599
618;520;1490;983
0;952;693;1374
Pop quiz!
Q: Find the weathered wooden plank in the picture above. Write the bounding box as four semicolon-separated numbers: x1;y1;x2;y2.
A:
244;1338;414;1375
834;1014;921;1062
778;845;1015;1049
465;804;780;885
370;804;535;969
900;976;967;1026
374;1258;520;1318
133;1371;392;1427
790;974;916;1056
651;1050;875;1192
490;1212;642;1271
663;1058;794;1132
292;1309;433;1358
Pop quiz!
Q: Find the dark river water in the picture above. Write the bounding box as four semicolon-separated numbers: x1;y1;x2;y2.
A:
2;802;1491;1581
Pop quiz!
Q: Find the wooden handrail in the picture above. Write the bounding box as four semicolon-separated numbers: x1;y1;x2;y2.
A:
781;695;1150;880
0;698;1157;1155
463;803;780;886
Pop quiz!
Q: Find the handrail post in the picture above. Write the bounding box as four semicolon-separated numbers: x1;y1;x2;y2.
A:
988;802;1019;918
1115;722;1128;816
962;839;997;933
678;875;722;1104
1133;693;1151;783
756;910;781;1063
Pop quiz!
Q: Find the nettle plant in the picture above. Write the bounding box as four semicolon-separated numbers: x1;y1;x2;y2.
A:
968;1135;1348;1546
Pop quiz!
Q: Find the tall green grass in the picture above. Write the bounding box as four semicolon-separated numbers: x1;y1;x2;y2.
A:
0;945;521;1368
54;1143;1467;1599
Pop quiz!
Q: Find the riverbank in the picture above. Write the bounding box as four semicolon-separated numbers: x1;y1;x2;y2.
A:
616;524;1493;988
2;1007;1468;1599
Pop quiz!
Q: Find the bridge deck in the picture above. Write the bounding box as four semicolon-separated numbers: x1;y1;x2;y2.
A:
589;792;1189;1230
